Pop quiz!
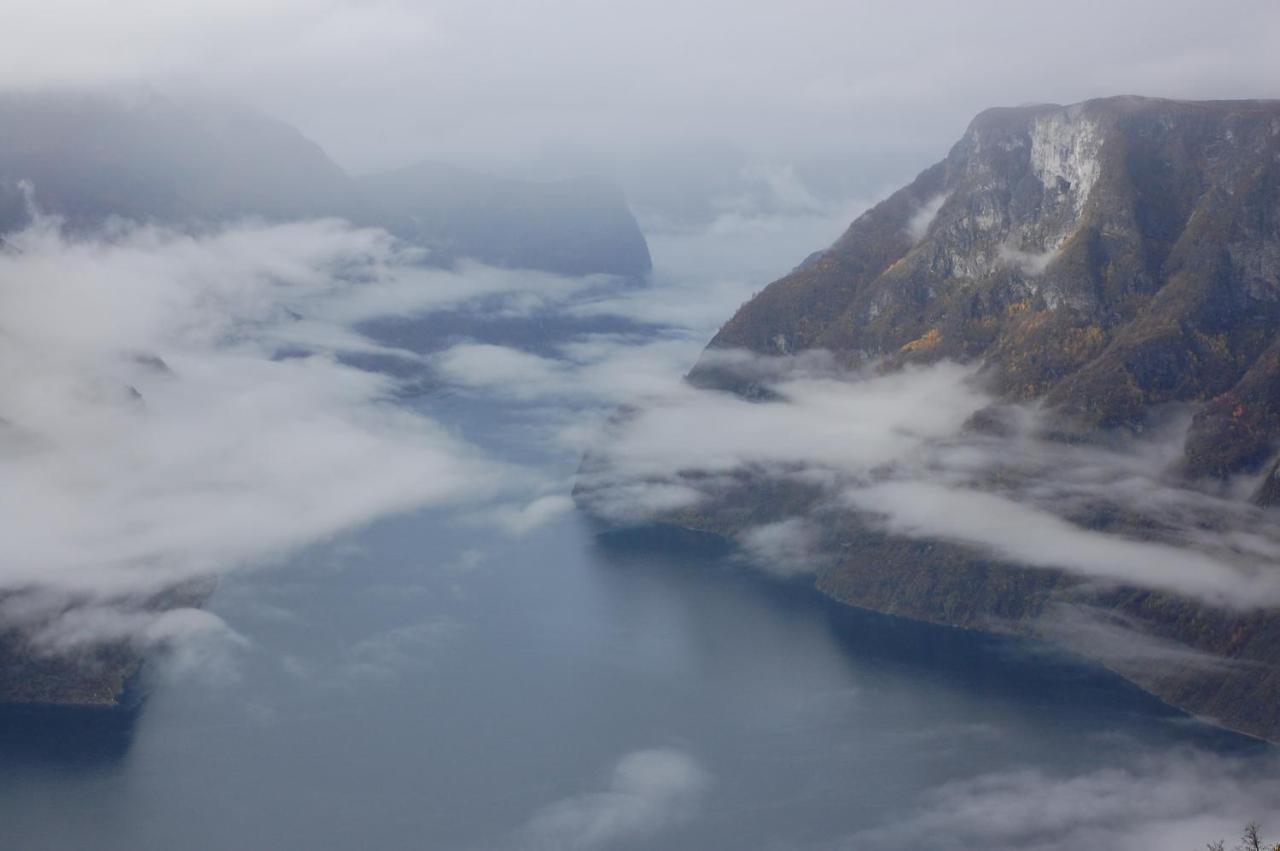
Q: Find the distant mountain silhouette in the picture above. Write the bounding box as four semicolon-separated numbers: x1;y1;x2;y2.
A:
0;91;650;277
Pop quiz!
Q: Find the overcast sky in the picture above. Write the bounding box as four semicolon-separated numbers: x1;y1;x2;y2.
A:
1;0;1276;174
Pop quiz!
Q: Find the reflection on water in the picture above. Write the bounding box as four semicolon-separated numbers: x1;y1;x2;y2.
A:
596;527;1258;753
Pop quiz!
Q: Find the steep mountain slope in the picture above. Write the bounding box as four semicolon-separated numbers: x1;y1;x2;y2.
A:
701;96;1280;483
0;92;650;277
592;97;1280;741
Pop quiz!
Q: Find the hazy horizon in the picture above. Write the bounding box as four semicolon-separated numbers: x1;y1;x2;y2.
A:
2;1;1276;180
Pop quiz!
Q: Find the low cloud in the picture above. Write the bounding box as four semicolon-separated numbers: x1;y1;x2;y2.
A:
583;358;984;483
334;618;461;685
487;494;577;536
843;481;1280;608
433;334;709;406
907;192;948;241
1036;603;1248;675
0;174;870;671
710;164;835;220
575;349;1280;610
0;212;543;656
998;242;1060;275
34;603;249;686
520;748;711;850
435;343;569;399
737;516;827;576
844;750;1280;851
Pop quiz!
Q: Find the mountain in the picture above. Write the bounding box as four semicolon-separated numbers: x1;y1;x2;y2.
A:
585;97;1280;742
0;92;357;229
0;92;649;277
356;162;652;277
700;96;1280;482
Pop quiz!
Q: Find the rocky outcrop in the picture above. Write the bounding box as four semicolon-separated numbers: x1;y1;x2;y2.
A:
0;580;214;709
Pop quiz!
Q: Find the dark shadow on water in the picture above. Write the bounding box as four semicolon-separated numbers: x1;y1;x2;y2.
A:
592;524;1269;757
594;523;735;557
360;309;666;359
0;671;147;768
0;703;139;767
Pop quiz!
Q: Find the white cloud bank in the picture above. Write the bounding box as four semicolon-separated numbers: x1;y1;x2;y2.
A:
843;481;1280;609
0;213;543;651
555;345;1280;609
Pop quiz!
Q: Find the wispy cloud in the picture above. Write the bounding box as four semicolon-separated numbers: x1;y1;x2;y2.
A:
333;618;462;685
572;348;1280;608
997;242;1060;275
843;481;1280;608
575;358;986;517
736;516;827;576
519;748;711;850
844;749;1280;851
0;213;540;653
907;192;948;241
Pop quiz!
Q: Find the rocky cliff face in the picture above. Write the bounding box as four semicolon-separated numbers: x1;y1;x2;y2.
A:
588;97;1280;742
701;97;1280;481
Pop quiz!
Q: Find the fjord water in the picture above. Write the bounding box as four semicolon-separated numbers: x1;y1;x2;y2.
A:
0;391;1262;850
0;218;1266;851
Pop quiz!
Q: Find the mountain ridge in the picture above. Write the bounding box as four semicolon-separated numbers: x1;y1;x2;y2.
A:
0;91;651;277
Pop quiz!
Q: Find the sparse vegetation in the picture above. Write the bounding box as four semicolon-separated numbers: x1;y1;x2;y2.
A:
1203;821;1280;851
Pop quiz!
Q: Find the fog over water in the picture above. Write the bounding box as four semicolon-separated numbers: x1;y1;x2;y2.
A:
0;207;1274;851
